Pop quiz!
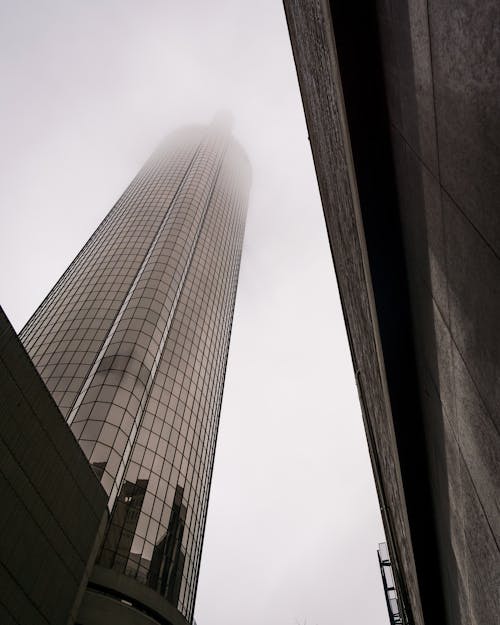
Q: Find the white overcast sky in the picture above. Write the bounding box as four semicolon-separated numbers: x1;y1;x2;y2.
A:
0;1;388;623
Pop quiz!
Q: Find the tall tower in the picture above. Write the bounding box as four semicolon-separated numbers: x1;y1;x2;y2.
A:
20;118;250;622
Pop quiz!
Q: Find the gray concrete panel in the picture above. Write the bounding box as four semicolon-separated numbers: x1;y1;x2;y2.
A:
461;455;500;625
387;4;500;622
428;0;500;255
284;1;499;624
393;134;449;320
443;193;500;428
378;0;440;175
452;342;500;541
0;308;108;625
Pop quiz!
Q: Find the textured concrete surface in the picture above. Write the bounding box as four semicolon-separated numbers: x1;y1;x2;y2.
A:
283;3;424;624
0;308;108;625
429;0;500;254
284;1;499;624
378;2;500;623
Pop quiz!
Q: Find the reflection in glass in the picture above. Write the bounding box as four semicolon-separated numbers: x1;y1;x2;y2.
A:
148;485;187;605
100;478;148;572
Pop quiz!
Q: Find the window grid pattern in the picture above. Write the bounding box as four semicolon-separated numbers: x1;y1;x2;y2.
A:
20;124;250;622
21;128;203;420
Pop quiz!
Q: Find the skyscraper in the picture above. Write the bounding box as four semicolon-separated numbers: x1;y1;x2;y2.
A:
19;116;250;623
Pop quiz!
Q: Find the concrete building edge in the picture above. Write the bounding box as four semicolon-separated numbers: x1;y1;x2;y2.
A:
282;1;426;623
68;511;109;625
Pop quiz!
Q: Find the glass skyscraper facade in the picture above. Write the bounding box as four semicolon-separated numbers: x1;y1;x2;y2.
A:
20;118;250;621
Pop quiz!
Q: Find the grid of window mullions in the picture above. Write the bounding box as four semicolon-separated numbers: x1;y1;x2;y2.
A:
21;126;250;623
186;221;245;616
98;150;248;619
107;173;232;520
21;147;193;347
168;191;244;616
20;141;201;409
70;136;228;506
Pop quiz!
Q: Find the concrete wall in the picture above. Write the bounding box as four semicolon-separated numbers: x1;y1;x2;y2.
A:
284;1;499;624
283;3;425;623
0;308;108;625
377;3;500;623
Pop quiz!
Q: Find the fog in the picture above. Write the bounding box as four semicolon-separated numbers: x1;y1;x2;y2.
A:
0;1;387;623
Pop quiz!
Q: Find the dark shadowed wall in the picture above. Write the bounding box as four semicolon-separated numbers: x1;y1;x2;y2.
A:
284;1;499;624
0;308;108;625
